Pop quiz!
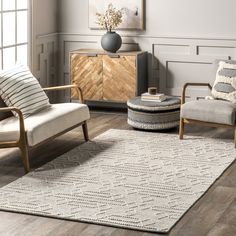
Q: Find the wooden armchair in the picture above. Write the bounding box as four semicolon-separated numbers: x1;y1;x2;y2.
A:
0;84;90;173
179;83;236;147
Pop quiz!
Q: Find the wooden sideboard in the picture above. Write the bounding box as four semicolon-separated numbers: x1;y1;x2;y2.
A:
70;49;147;104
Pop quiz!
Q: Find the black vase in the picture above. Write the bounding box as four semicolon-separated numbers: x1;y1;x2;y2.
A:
101;31;122;53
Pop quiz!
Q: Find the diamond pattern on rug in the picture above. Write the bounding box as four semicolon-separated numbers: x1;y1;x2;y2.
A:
0;129;235;233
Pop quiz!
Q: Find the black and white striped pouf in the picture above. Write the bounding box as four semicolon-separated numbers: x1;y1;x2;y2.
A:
127;96;181;130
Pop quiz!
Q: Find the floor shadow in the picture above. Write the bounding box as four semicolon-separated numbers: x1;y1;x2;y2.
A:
32;140;116;178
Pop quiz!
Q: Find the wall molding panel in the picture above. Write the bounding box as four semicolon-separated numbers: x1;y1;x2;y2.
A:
33;34;59;88
31;34;59;102
151;38;236;99
36;33;236;101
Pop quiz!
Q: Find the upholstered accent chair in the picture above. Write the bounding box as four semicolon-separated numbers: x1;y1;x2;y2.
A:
179;60;236;147
0;84;90;173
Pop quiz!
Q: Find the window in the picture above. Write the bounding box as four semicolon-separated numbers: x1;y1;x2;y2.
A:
0;0;28;70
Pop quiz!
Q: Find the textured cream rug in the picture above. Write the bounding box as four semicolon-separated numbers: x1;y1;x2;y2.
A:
0;129;235;233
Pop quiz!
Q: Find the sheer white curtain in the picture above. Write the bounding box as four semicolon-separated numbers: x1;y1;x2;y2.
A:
0;0;28;69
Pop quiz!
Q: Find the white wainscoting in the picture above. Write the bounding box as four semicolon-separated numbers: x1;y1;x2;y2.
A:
32;34;59;102
152;38;236;99
33;33;59;88
37;33;236;101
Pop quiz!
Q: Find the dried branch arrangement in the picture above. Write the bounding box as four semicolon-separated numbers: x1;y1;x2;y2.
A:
96;4;123;32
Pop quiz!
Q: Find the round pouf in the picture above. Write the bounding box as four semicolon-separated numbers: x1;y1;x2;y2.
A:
127;96;181;130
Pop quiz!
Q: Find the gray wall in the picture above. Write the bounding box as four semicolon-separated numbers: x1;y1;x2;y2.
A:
37;0;236;99
59;0;236;38
32;0;58;36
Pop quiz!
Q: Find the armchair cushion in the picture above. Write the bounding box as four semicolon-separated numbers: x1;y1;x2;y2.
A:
181;100;236;125
0;103;90;146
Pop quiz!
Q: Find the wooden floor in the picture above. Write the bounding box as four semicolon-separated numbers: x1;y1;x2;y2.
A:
0;110;235;236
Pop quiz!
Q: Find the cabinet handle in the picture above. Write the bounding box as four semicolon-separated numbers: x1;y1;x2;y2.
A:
87;53;98;57
108;54;120;58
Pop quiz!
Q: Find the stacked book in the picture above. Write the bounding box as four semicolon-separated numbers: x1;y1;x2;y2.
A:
141;92;166;102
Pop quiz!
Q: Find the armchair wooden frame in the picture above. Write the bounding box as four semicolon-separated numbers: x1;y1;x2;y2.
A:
179;83;236;148
0;84;89;174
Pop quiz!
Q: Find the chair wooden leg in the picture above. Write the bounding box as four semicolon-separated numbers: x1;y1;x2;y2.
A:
234;127;236;148
82;121;89;141
179;118;185;140
19;144;29;174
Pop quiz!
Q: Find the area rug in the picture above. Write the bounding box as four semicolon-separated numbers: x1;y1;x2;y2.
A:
0;129;235;233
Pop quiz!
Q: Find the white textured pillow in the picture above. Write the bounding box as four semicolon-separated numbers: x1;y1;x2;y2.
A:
212;61;236;103
0;65;50;118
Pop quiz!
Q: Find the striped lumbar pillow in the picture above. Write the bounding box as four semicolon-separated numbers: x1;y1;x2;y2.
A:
212;61;236;103
0;65;50;118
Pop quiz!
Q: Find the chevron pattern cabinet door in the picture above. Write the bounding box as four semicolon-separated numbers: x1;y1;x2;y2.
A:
70;50;147;104
103;55;136;102
70;54;103;100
